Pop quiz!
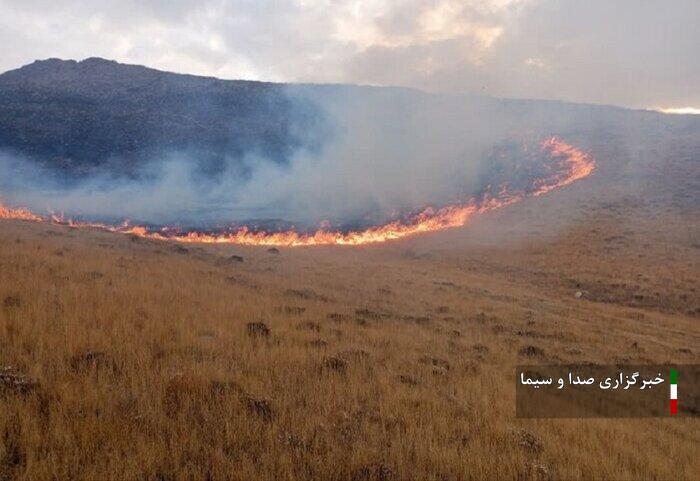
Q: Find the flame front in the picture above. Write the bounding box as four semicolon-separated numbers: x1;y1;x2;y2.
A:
1;137;595;246
0;203;43;222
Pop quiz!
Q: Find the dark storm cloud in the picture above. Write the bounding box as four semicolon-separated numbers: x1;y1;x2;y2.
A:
0;0;697;108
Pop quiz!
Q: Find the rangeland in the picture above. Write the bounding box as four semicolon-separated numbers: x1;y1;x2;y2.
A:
1;134;698;480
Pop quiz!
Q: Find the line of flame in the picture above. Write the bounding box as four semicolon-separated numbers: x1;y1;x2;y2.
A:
1;137;595;246
0;204;43;222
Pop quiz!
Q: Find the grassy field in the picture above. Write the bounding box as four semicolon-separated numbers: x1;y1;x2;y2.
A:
1;136;699;480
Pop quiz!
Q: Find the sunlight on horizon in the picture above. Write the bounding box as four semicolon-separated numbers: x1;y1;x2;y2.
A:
657;107;700;115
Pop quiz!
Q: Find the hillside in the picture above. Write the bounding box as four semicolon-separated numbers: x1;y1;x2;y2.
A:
0;58;323;175
1;57;698;183
1;57;699;480
0;112;698;480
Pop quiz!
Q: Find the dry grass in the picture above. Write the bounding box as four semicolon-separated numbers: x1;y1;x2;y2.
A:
1;138;699;480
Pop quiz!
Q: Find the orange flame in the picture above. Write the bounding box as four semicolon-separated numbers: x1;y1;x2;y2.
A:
1;137;595;246
0;202;43;222
532;137;596;196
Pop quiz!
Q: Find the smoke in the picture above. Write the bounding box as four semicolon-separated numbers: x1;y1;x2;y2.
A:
1;152;229;224
2;83;695;234
0;87;521;229
230;87;514;225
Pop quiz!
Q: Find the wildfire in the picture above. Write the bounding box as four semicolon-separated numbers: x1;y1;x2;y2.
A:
0;203;43;222
532;137;596;196
0;137;595;246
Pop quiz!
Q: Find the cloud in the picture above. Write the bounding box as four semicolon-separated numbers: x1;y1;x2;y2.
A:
0;0;697;108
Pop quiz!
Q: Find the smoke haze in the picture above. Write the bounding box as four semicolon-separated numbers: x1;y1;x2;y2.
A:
0;88;519;228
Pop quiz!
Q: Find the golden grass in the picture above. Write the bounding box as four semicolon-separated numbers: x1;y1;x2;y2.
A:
1;146;699;480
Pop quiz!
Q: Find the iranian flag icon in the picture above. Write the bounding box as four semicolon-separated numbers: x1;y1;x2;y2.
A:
670;368;678;415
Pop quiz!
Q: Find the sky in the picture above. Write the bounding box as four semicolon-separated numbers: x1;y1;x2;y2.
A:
0;0;697;110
